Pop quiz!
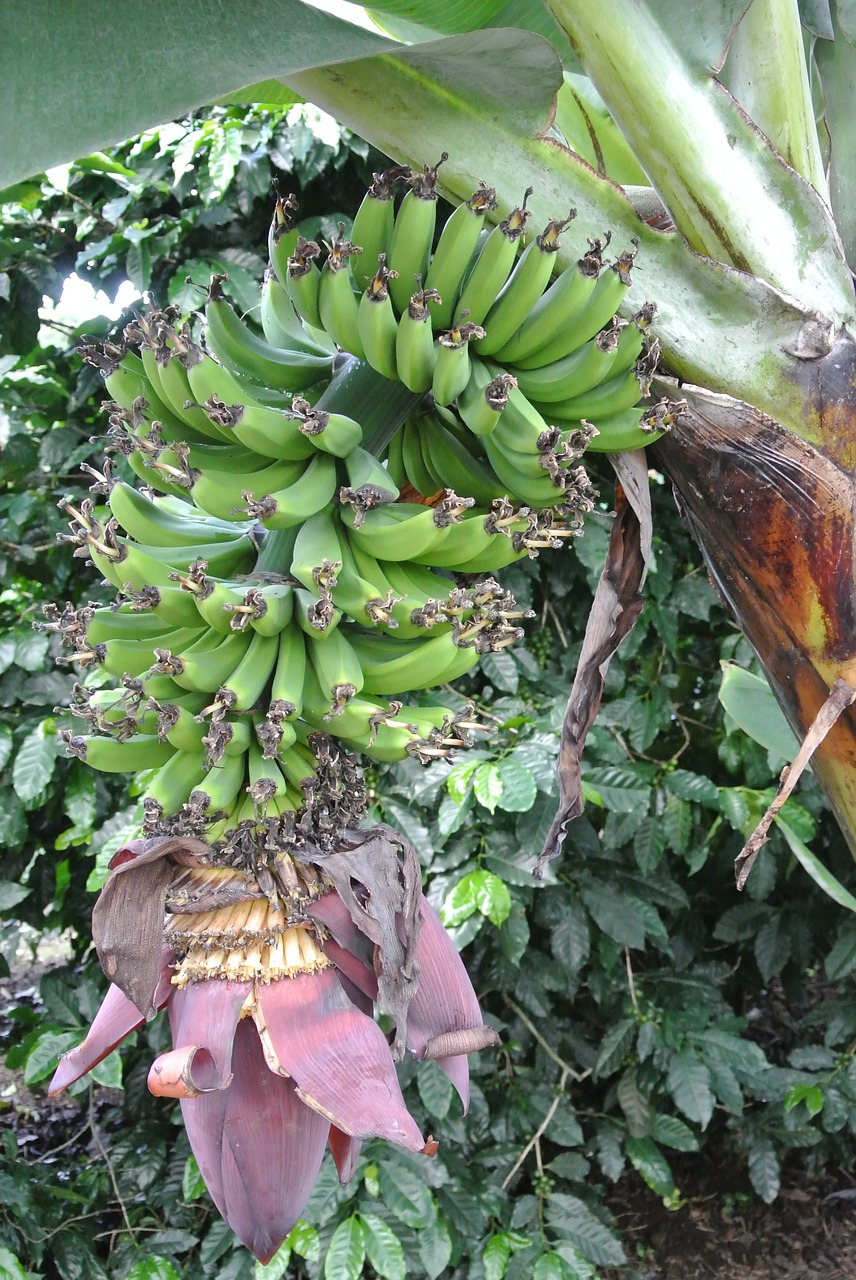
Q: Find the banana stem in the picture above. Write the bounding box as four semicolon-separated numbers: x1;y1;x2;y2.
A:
313;355;422;456
253;358;420;575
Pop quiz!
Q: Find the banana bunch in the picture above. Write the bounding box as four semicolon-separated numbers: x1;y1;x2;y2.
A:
57;169;677;856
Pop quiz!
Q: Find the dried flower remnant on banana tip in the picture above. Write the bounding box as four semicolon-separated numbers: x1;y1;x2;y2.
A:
49;773;497;1262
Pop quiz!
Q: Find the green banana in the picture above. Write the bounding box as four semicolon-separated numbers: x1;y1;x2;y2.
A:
63;732;175;773
475;210;573;357
159;701;252;757
424;182;497;332
305;625;365;717
186;750;247;818
87;530;255;595
246;737;290;804
267;623;306;722
486;381;554;455
340;500;458;562
510;319;643;405
107;480;253;548
409;509;505;569
340;445;400;503
383;425;407;490
233;583;295;637
290;509;343;595
154;627;253;694
432;319;485;408
184;342;291;416
350;167;403;290
148;692;217;748
327;529;401;633
379;556;459;636
259;274;336;356
387;154;447;315
400;418;441;498
189;455;306;522
115;582;204;629
204;277;334;391
200;394;318;462
395;284;441;392
317;226;366;358
419;408;504;506
513;246;637;369
569;404;666;453
453;190;532;326
345;626;479;696
483;435;568;508
275;738;318;793
83;604;191;646
215;627;281;713
266;189;300;287
541;364;643;423
88;627;207;679
294;586;342;639
489;233;607;365
185;574;259;634
284;397;363;458
101;351;191;436
457;360;516;438
285;237;324;331
242;450;337;530
358;255;400;380
156;347;234;441
142;749;209;819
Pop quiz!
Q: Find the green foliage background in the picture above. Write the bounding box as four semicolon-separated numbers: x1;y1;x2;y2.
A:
2;104;856;1280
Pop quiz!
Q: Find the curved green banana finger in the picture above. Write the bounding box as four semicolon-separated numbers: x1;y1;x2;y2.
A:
387;155;446;315
395;284;441;392
62;732;175;773
516;245;637;368
454;190;532;326
259;274;336;357
432;319;485;408
318;227;366;358
358;255;401;381
204;277;334;391
350;167;402;291
243;450;338;530
424;181;496;332
540;365;643;423
475;210;573;357
142;749;209;820
491;234;606;364
285;236;324;331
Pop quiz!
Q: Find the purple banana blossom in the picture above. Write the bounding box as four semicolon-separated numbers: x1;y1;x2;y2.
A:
49;838;496;1263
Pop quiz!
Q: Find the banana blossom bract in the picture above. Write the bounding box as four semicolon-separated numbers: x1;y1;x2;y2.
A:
49;839;496;1262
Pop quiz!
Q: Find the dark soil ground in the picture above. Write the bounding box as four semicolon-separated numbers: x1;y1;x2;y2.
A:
604;1160;856;1279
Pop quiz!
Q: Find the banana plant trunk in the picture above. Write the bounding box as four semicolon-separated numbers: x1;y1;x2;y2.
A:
652;330;856;856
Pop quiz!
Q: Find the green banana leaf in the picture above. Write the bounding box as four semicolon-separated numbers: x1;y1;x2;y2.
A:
366;0;508;35
776;812;856;914
366;0;578;62
717;663;800;760
0;1;376;188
